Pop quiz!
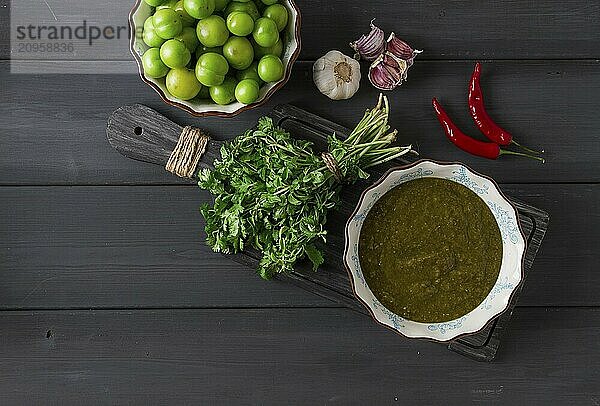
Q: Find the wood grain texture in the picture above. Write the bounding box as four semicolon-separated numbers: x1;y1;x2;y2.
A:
2;60;599;185
2;1;600;60
298;0;600;60
0;308;598;405
0;184;595;309
0;186;333;309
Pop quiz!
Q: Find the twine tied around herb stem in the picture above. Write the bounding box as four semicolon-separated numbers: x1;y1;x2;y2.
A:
166;126;210;178
321;152;343;183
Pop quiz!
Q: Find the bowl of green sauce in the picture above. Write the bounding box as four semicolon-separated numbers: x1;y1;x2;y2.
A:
344;160;526;342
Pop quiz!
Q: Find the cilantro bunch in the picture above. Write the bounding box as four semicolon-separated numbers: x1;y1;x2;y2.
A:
198;95;413;279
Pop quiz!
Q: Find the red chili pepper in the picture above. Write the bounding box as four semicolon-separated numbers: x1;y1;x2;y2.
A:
469;62;542;155
432;98;544;162
433;97;500;159
469;62;512;145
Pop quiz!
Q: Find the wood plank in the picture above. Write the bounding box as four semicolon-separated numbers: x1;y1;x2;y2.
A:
299;0;600;60
1;60;599;185
2;1;600;60
0;186;334;309
0;184;596;309
502;184;598;307
9;60;138;75
0;307;598;404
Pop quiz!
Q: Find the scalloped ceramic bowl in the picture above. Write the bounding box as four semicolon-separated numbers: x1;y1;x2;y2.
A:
129;0;301;117
344;160;526;342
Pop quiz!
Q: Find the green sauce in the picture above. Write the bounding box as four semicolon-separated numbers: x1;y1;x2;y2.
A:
358;178;503;323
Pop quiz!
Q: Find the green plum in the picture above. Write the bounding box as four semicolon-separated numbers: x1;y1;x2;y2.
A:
257;54;283;82
196;15;229;47
210;76;238;105
173;0;197;26
252;17;279;47
166;67;202;100
144;16;155;32
225;1;260;20
214;0;231;11
160;39;191;68
142;48;170;78
252;37;282;58
143;17;166;47
260;0;278;4
222;36;254;70
143;27;167;48
226;11;255;36
183;0;215;19
263;4;288;31
235;79;260;104
174;26;200;53
236;61;263;84
195;52;229;86
153;8;183;39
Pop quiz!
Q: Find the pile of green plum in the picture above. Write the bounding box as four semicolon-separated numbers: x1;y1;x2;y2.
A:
141;0;290;105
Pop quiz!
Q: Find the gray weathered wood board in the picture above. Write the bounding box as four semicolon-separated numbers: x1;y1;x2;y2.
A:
2;60;600;185
0;184;331;309
0;184;594;309
0;308;598;404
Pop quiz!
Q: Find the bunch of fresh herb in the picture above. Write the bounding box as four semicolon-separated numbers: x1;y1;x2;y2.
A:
198;95;413;279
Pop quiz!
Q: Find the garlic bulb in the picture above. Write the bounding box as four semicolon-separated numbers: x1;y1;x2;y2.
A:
313;50;361;100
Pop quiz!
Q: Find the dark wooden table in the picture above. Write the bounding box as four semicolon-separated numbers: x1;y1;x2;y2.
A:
1;1;599;404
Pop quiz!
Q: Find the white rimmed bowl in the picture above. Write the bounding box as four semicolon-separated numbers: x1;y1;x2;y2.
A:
129;0;301;117
344;160;526;342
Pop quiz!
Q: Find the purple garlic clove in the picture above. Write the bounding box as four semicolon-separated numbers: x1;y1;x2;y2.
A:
386;32;423;67
383;53;409;84
368;53;408;91
386;32;414;60
350;20;386;61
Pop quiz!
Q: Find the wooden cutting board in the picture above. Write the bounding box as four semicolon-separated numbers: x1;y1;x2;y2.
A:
106;103;549;361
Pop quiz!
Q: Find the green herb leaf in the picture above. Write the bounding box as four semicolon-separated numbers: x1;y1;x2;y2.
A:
305;244;324;271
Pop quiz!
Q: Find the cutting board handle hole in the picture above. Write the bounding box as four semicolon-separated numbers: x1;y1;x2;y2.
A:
134;126;143;136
